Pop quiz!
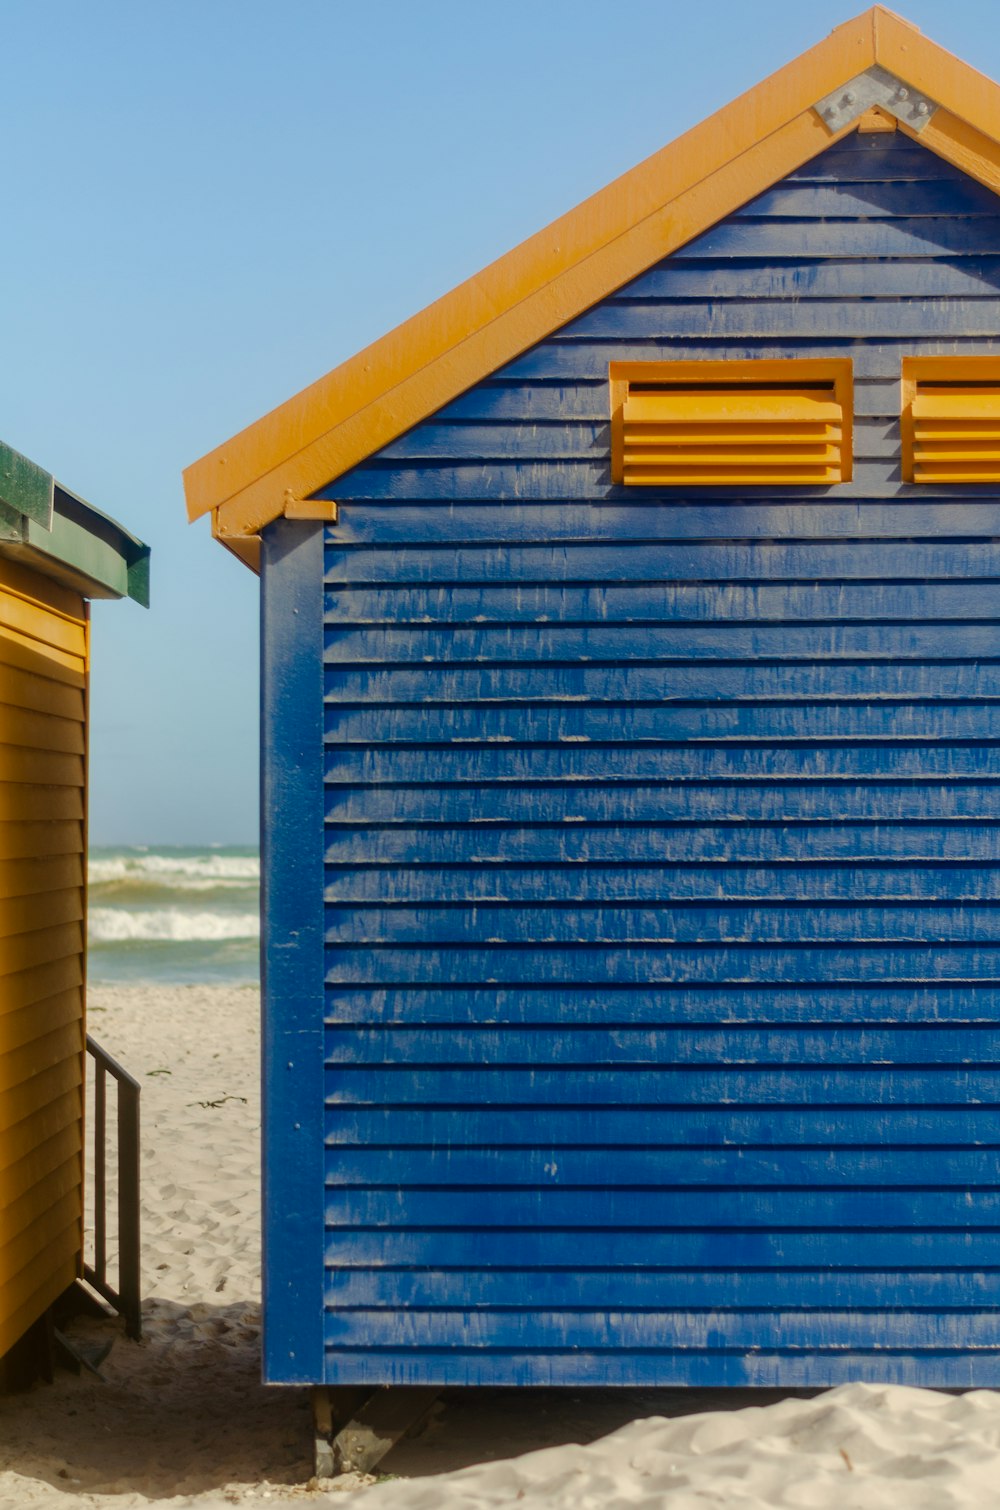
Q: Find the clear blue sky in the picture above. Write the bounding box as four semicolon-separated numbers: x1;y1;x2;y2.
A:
0;0;995;844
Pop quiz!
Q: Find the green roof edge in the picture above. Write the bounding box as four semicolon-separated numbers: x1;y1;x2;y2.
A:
0;438;149;607
0;440;54;528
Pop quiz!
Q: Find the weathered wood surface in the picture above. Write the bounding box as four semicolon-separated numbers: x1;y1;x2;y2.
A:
0;561;87;1361
300;133;1000;1387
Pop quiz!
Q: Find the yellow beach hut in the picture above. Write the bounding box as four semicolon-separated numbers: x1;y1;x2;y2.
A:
0;440;148;1376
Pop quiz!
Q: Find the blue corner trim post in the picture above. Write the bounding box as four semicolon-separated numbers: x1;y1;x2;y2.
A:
260;518;326;1383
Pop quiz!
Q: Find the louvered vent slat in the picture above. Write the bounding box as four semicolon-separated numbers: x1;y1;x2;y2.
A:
610;361;852;487
903;359;1000;484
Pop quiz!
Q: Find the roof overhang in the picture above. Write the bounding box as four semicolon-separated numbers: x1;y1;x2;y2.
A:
183;6;1000;571
0;439;150;605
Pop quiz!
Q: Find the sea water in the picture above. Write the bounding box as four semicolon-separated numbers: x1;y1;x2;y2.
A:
88;846;260;985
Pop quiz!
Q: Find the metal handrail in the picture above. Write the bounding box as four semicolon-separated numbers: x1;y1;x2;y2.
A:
84;1034;142;1340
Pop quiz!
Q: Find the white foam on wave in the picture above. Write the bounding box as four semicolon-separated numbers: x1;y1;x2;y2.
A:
88;908;260;943
89;853;260;888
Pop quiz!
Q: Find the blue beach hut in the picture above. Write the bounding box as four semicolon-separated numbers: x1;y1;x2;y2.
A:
186;8;1000;1416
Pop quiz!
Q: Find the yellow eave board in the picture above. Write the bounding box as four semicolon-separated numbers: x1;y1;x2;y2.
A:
183;6;1000;554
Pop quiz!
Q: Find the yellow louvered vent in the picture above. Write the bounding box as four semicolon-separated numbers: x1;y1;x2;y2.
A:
609;360;853;487
903;357;1000;484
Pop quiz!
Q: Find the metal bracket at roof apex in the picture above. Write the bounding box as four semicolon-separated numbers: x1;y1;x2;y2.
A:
814;66;939;135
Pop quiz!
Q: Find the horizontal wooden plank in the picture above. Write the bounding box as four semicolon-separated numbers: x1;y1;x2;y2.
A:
328;500;1000;546
318;1349;1000;1388
0;1055;81;1135
0;988;81;1051
670;217;1000;259
322;1024;1000;1068
433;377;901;423
0;1018;83;1096
0;1248;77;1360
326;538;1000;585
323;900;1000;945
322;1145;1000;1186
323;784;1000;827
337;458;918;500
0;853;84;903
0;1085;81;1171
0;785;84;822
733;180;1000;218
321;984;1000;1027
324;744;1000;786
323;1186;1000;1228
0;661;84;721
1;1151;80;1253
323;823;1000;866
0;747;84;787
565;299;1000;341
0;623;85;686
325;1267;1000;1310
323;863;1000;906
323;1227;1000;1270
0;920;82;983
0;559;84;623
322;622;1000;664
616;258;1000;299
323;1308;1000;1351
324;945;1000;987
323;580;1000;624
0;1188;78;1301
324;1061;1000;1103
374;418;899;465
0;1120;81;1207
0;590;86;658
0;887;82;943
0;1213;76;1304
324;664;1000;708
325;1104;1000;1144
323;706;1000;748
785;142;967;180
0;954;82;1016
0;702;83;755
324;707;1000;749
0;821;83;861
496;339;1000;386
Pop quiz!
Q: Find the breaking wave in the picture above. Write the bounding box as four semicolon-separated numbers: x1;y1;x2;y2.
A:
88;907;261;943
89;851;259;889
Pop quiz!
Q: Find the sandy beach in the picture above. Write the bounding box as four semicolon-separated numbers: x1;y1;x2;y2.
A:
5;984;1000;1510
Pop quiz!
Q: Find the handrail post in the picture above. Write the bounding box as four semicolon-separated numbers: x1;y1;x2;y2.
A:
93;1061;106;1288
85;1035;141;1340
117;1085;141;1339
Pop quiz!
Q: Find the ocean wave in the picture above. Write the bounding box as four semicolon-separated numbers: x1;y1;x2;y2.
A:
88;908;261;943
89;853;260;888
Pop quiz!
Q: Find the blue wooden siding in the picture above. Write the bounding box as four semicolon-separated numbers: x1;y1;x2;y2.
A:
260;521;327;1383
295;131;1000;1385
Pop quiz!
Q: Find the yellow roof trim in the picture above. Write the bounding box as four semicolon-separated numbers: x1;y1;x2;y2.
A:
184;7;1000;551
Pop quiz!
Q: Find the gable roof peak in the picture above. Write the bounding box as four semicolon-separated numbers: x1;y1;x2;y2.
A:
184;9;1000;569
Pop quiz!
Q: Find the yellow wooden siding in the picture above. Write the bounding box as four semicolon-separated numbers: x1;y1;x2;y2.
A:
1;1120;82;1206
0;1085;80;1170
0;955;83;1015
0;992;83;1060
0;788;84;822
0;1054;82;1136
0;560;88;1359
0;855;85;903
